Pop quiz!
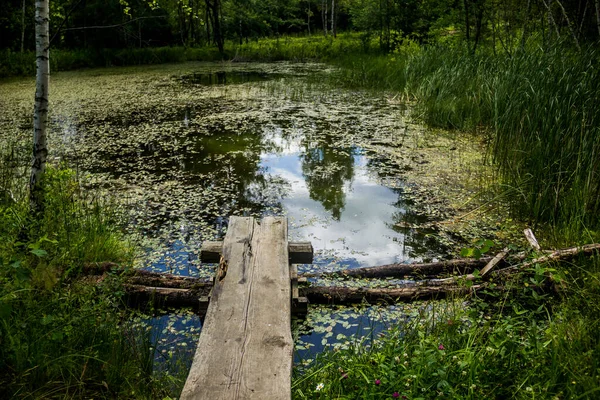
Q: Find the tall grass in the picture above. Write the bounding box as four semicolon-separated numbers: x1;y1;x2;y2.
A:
328;41;600;233
0;144;170;398
293;255;600;399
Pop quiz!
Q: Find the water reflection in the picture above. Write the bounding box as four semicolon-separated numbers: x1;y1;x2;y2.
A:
179;70;279;85
300;132;355;221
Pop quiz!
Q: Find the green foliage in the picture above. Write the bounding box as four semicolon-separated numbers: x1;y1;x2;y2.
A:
460;239;494;260
326;40;600;233
293;256;600;399
0;149;170;398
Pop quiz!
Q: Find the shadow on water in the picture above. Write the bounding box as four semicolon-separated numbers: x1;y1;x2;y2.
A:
178;70;281;85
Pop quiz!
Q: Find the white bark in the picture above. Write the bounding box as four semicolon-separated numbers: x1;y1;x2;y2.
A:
30;0;49;210
331;0;335;37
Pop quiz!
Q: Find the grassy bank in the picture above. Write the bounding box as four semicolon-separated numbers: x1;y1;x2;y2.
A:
329;42;600;236
0;144;171;397
0;34;368;78
293;255;600;399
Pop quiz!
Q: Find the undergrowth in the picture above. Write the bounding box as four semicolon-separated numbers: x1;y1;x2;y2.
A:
293;255;600;399
0;145;170;398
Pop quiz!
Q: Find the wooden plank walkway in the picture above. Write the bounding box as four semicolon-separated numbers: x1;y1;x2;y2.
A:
181;216;294;400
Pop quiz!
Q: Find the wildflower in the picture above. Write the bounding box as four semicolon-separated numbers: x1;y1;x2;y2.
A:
526;387;533;392
470;384;476;390
341;373;348;380
452;355;457;360
403;361;408;366
395;356;401;363
438;344;445;350
392;392;400;398
403;353;408;358
462;371;467;376
315;383;324;392
375;379;381;385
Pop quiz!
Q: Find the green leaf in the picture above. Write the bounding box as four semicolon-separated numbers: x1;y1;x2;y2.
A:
31;249;48;257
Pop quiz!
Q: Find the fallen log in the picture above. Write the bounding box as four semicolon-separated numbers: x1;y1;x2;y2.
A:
301;258;496;279
299;284;482;304
433;248;510;284
126;270;213;289
495;243;600;275
120;282;483;312
304;243;600;281
123;284;211;312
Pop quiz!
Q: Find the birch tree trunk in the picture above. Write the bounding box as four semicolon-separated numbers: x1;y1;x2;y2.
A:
30;0;49;212
322;0;328;35
331;0;336;37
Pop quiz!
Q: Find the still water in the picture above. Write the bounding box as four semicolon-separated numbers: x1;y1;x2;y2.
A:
0;61;484;376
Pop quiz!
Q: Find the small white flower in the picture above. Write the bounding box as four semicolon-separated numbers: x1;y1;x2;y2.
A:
526;387;533;392
315;383;324;392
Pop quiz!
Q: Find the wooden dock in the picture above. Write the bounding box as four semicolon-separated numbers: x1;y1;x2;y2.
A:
181;216;311;400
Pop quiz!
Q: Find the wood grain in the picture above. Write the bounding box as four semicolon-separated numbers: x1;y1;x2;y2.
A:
181;216;292;399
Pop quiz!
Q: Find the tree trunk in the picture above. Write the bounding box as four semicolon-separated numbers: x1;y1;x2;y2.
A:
21;0;26;53
190;0;196;45
464;0;471;41
211;0;223;54
331;0;336;37
472;0;485;53
521;0;532;49
545;0;561;41
205;5;211;43
307;0;311;35
555;0;581;49
322;0;328;35
595;0;600;36
30;0;49;212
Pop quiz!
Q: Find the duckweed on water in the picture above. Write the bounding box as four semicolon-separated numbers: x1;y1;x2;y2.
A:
0;62;518;275
0;62;528;396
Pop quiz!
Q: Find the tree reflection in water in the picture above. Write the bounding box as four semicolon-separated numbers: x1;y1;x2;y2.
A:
300;132;355;221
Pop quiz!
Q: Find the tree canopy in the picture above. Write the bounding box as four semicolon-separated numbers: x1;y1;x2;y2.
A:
2;0;599;54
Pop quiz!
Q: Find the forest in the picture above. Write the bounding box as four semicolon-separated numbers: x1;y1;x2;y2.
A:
1;0;599;55
1;0;600;399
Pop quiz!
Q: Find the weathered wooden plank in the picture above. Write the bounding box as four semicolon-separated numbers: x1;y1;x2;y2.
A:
181;217;293;400
201;240;313;264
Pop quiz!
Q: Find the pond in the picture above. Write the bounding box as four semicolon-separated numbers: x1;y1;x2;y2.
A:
0;61;490;382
